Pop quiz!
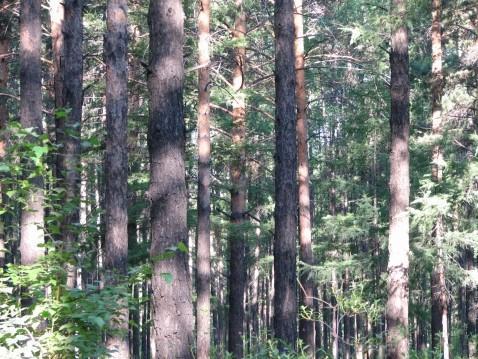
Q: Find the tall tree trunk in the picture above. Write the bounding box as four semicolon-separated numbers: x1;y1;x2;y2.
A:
104;0;129;356
430;1;448;358
58;0;83;288
147;0;194;357
274;0;298;350
228;1;247;357
196;0;211;356
386;0;410;358
0;6;10;269
19;0;44;266
294;0;316;355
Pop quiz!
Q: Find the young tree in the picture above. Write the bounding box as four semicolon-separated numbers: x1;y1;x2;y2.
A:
196;0;211;356
430;1;448;357
274;0;298;350
228;0;247;357
19;0;44;266
386;0;410;357
147;0;194;357
104;0;129;356
294;0;315;355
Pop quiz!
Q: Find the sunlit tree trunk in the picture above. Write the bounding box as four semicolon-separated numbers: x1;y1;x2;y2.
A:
274;0;298;350
228;0;247;357
147;0;194;357
294;0;316;355
19;0;44;266
104;0;129;356
386;0;410;358
196;0;211;356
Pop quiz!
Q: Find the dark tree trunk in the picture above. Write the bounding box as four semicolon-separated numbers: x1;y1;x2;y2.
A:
196;0;211;357
147;0;194;357
386;1;410;358
58;0;83;288
228;1;247;357
294;0;316;355
273;0;298;350
104;0;129;356
19;0;44;266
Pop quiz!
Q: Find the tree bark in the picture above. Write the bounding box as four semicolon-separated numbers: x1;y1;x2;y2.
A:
19;0;44;266
430;1;448;358
228;1;247;357
147;0;194;357
274;0;298;350
294;0;316;355
386;0;410;358
104;0;129;356
196;0;211;356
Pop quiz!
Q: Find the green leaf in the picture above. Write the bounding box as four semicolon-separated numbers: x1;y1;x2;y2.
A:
160;272;173;284
177;241;188;254
0;164;10;173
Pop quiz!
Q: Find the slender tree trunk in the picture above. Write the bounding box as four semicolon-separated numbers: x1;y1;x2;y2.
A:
228;1;247;357
19;0;44;266
58;0;83;288
196;0;211;356
147;0;194;356
274;0;298;350
430;1;448;358
104;0;129;356
386;1;410;358
0;8;10;269
294;0;316;356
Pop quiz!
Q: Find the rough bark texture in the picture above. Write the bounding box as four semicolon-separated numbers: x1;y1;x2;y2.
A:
386;1;410;358
0;7;10;269
19;0;44;266
274;0;298;350
104;0;129;356
294;0;315;355
228;1;247;357
60;0;83;288
147;0;194;357
196;0;211;356
429;1;449;358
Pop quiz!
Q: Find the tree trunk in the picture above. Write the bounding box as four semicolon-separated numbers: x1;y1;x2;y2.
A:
274;0;298;350
196;0;211;356
386;0;410;358
228;1;247;357
19;0;44;266
58;0;83;288
104;0;129;356
147;0;194;357
294;0;316;355
430;1;448;358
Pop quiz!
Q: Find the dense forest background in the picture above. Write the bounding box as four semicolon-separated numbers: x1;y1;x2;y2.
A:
0;0;477;358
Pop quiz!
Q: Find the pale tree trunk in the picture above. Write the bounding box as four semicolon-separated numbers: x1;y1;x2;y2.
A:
294;0;315;355
104;0;129;357
386;0;410;358
19;0;44;266
228;0;247;357
274;0;298;350
196;0;211;356
430;1;448;358
147;0;194;357
0;5;11;269
60;0;83;288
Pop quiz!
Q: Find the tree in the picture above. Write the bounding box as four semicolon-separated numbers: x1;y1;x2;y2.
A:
19;0;44;266
274;0;297;350
228;0;247;357
386;0;410;357
147;0;194;357
294;0;315;354
430;1;449;357
196;0;212;356
104;0;129;356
